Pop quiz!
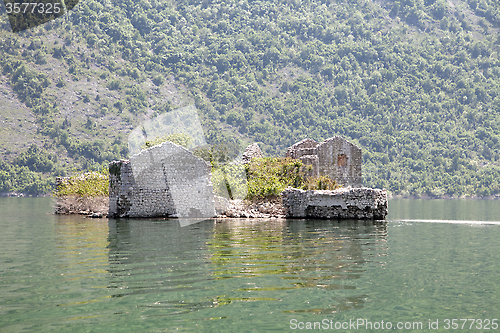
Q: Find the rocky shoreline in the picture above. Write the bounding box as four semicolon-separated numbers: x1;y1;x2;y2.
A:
54;196;287;219
55;195;109;218
0;192;51;197
216;197;286;219
54;187;389;220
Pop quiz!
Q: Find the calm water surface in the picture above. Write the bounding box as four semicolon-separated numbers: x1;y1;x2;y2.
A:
1;198;500;332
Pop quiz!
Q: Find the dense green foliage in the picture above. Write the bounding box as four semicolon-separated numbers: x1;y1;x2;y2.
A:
14;144;57;172
0;159;53;194
0;144;56;194
245;157;338;199
246;158;308;199
2;0;500;197
193;144;239;167
212;163;248;200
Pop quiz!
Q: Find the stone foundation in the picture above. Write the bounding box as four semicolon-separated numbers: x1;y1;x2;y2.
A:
217;198;286;218
282;187;387;219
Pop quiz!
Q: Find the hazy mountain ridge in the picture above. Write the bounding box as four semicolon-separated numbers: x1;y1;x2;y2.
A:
1;0;500;197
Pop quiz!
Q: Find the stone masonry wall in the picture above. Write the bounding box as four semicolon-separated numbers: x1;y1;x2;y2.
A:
286;136;362;187
108;141;216;218
285;138;320;177
282;187;387;219
285;138;319;159
317;137;362;187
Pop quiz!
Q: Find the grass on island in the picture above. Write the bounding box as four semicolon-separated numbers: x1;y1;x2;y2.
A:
54;168;109;215
55;169;109;198
246;157;340;200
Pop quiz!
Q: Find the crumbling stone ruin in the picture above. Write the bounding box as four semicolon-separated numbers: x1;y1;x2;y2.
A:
108;141;216;218
241;143;264;164
282;187;387;219
286;136;362;187
102;136;382;220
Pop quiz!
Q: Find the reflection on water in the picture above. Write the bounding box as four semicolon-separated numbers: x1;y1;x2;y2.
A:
106;218;388;316
55;215;110;281
107;218;215;300
210;219;388;315
52;215;112;321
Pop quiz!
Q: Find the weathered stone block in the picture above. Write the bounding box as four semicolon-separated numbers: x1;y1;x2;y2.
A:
282;187;387;220
317;137;362;187
242;143;264;164
108;141;216;218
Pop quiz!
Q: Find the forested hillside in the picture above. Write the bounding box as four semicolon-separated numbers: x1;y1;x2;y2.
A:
1;0;500;197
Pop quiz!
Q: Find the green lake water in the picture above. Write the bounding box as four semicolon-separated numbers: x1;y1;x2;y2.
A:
1;197;500;332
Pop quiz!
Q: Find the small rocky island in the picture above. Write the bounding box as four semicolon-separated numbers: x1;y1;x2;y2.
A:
55;136;387;220
102;136;387;220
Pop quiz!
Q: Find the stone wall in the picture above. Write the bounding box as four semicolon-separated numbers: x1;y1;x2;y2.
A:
282;187;387;219
285;138;319;159
286;138;319;177
108;141;216;218
285;136;362;187
317;137;362;187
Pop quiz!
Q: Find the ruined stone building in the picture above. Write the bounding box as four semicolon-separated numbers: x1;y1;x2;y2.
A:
108;141;216;218
286;136;362;187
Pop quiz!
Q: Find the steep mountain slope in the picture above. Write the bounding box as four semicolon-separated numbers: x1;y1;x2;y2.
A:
1;0;500;197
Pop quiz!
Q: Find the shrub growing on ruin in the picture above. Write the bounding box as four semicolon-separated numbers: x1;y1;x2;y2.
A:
245;157;309;200
245;158;341;200
303;175;339;190
211;163;248;200
55;170;109;198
